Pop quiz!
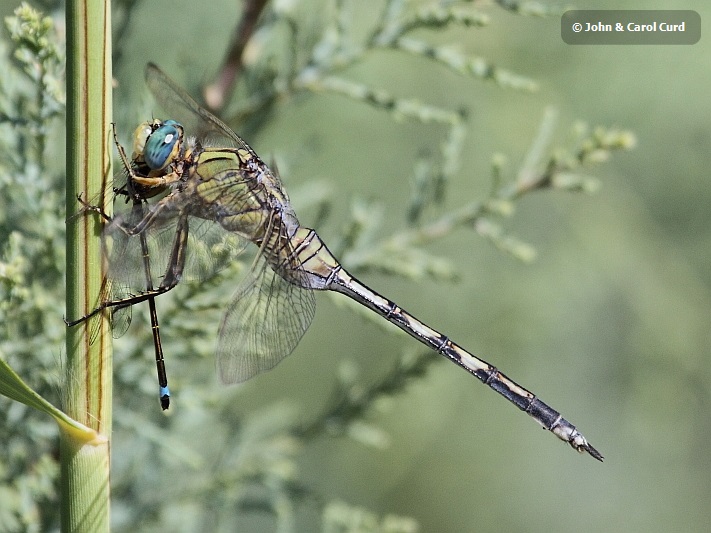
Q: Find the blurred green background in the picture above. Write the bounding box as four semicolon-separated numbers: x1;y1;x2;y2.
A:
2;0;710;531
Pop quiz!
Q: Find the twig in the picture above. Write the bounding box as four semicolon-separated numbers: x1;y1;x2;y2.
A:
204;0;269;112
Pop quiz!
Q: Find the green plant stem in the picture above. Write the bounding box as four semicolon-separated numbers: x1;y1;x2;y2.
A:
64;0;113;531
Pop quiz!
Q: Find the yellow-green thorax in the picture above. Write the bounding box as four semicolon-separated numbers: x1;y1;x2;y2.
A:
183;143;298;245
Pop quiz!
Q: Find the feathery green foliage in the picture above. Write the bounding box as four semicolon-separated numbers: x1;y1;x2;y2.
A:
0;4;66;532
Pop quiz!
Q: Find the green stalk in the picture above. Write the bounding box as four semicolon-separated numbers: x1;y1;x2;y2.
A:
64;0;113;531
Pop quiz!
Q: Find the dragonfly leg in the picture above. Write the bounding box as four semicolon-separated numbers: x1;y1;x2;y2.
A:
65;212;189;326
64;282;180;327
65;192;112;224
132;171;182;188
70;186;173;242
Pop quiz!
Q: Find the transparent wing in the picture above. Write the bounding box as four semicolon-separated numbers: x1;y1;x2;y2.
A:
68;177;133;342
216;253;316;385
145;63;258;155
82;277;132;345
105;193;247;296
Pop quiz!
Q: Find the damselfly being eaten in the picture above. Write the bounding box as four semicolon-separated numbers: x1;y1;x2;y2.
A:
68;64;602;461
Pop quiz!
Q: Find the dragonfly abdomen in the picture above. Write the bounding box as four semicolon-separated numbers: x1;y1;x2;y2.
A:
440;341;598;455
323;260;603;460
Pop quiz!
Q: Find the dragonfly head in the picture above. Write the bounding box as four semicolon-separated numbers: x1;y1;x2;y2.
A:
133;119;184;171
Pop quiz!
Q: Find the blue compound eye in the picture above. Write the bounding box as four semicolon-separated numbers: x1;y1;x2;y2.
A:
143;120;183;170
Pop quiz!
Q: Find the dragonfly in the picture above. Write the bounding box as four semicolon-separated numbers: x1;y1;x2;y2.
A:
69;63;603;461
